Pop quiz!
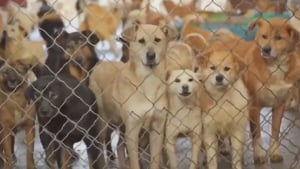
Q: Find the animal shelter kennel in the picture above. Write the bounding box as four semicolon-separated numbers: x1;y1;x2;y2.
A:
0;0;300;169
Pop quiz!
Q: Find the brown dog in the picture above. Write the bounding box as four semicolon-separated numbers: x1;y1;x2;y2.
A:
0;59;36;169
243;18;300;164
76;0;120;53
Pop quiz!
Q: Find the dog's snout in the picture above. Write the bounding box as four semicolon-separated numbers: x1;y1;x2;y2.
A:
182;85;189;92
146;51;156;61
216;74;224;83
38;107;49;116
262;47;271;55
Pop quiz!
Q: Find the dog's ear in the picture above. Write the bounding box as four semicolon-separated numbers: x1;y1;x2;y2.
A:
286;25;300;44
165;70;171;81
0;31;7;50
121;22;140;42
160;25;178;41
81;30;100;45
248;18;264;30
183;33;208;55
24;85;37;104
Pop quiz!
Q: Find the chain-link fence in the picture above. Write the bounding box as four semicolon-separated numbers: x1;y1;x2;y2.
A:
0;0;300;169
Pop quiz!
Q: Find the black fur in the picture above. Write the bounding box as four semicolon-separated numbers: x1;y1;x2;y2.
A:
25;75;105;168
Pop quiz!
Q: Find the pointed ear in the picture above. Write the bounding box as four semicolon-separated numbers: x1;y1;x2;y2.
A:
183;33;208;55
165;70;171;81
81;30;100;45
286;25;300;44
121;22;140;42
160;25;178;41
249;18;264;30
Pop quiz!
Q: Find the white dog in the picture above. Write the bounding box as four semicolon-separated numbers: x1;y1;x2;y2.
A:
165;69;202;169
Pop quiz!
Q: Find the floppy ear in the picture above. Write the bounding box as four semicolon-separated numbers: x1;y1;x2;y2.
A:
0;31;7;50
24;86;36;104
249;18;264;30
81;30;100;45
160;25;178;41
121;22;140;42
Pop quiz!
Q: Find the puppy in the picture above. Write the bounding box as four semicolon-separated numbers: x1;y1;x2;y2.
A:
196;41;249;169
242;18;300;164
89;23;177;169
0;59;37;169
25;75;105;169
165;69;202;169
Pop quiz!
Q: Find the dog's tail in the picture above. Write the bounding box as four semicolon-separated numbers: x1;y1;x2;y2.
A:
38;13;64;46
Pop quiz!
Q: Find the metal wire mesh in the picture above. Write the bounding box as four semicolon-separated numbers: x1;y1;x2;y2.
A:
0;0;299;169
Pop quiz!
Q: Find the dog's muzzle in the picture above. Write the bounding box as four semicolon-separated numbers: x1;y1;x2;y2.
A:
261;47;275;59
145;50;158;67
180;85;191;96
7;80;21;91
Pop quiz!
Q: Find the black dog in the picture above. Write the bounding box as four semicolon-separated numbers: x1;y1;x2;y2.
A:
25;75;105;168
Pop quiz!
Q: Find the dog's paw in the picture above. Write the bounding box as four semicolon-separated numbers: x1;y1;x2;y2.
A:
270;154;283;163
254;156;267;164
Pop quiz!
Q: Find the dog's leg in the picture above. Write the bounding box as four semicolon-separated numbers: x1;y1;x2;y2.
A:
106;126;115;161
60;148;73;169
165;136;178;169
231;130;245;169
40;127;57;169
24;105;37;169
249;103;266;164
150;119;165;169
204;131;218;169
270;104;285;163
1;126;14;169
85;126;106;169
189;131;202;169
117;129;128;169
125;122;143;169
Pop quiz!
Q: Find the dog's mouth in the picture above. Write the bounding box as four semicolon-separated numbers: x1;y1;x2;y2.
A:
144;61;159;68
6;80;21;91
215;82;228;89
180;92;191;97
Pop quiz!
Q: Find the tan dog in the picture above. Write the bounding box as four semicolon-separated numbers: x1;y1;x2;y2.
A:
2;22;46;65
0;59;36;169
77;0;120;53
165;69;202;169
243;18;300;164
196;41;249;169
90;23;177;169
163;0;197;19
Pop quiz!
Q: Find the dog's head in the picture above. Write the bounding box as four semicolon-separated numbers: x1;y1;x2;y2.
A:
4;22;28;40
196;45;244;91
25;77;71;117
64;30;99;67
166;69;199;99
249;18;299;59
0;60;31;91
120;23;178;68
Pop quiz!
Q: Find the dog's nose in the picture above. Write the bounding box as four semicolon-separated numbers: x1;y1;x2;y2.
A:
262;47;271;55
38;107;49;115
146;51;156;61
216;74;224;83
182;85;189;92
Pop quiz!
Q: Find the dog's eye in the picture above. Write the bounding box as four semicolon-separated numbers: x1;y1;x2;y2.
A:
138;38;145;44
48;91;58;100
175;78;180;83
210;66;216;70
262;34;268;39
274;35;282;40
224;67;231;71
188;78;194;82
154;37;161;43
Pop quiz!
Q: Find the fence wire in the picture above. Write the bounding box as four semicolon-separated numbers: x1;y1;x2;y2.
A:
0;0;300;169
